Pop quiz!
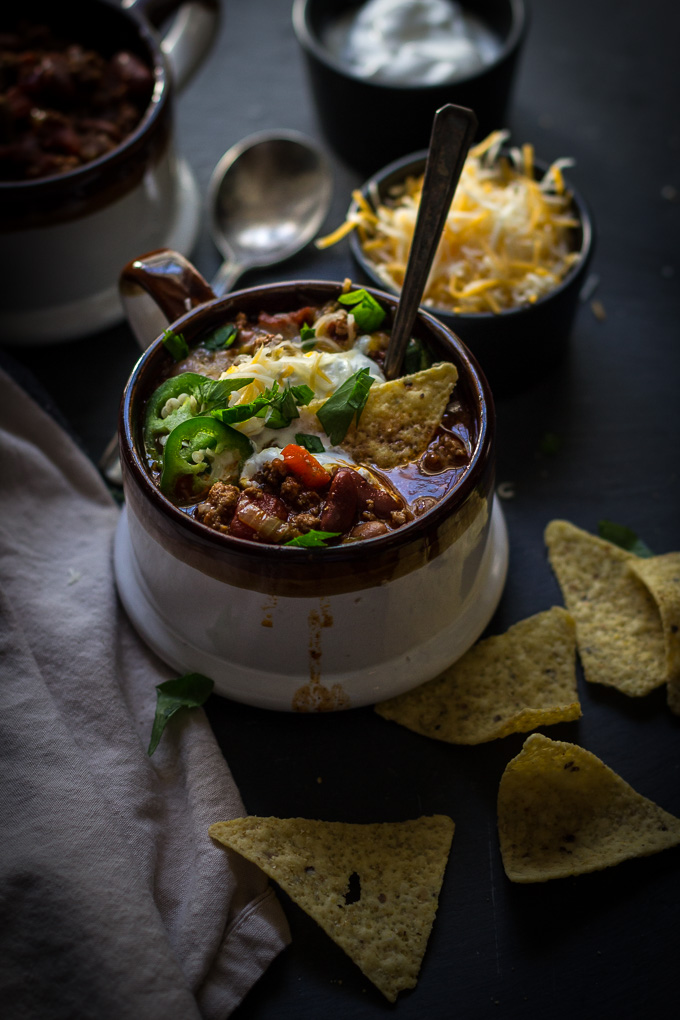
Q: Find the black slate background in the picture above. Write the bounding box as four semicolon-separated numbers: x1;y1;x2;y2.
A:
8;1;680;1017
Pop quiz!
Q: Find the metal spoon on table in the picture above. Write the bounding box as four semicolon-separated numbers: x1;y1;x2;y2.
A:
382;104;478;380
100;130;333;484
208;129;333;294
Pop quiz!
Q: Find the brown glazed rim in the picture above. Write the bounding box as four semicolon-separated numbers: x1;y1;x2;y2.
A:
0;1;171;220
293;0;528;91
120;280;495;592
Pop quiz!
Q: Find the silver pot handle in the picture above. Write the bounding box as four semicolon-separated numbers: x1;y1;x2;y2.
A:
123;0;219;91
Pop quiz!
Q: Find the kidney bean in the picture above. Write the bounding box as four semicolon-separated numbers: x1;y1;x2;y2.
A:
21;53;76;103
355;473;402;517
258;492;289;520
350;520;389;540
110;52;154;98
320;468;358;534
0;27;153;181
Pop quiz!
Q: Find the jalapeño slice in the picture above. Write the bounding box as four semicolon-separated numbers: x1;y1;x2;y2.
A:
159;416;253;502
144;372;252;462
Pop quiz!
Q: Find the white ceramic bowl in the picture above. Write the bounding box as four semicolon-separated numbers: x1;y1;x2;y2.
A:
115;255;508;710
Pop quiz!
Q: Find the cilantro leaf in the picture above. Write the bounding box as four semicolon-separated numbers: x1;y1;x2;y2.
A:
162;328;189;362
203;323;238;351
316;367;375;445
197;377;253;410
337;289;386;332
288;383;314;406
261;383;314;428
598;520;653;557
212;395;271;425
286;530;341;547
295;433;325;453
300;323;318;351
212;382;314;430
262;385;298;429
147;673;214;756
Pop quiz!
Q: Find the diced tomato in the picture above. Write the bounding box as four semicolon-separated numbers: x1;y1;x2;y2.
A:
281;444;331;489
228;515;259;540
257;307;316;334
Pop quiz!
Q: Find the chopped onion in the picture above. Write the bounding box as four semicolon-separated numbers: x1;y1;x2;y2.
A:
236;502;296;542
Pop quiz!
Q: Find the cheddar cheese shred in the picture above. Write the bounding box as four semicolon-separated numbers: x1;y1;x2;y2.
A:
318;131;582;315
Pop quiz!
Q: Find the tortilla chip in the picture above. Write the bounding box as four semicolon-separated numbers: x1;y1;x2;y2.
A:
344;361;458;468
498;733;680;883
375;607;580;743
545;519;666;696
628;552;680;715
209;814;454;1001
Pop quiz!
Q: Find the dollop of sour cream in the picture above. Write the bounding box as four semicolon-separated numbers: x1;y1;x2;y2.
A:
219;339;385;480
322;0;501;85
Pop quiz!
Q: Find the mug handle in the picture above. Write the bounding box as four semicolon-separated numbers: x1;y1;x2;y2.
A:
119;249;217;350
123;0;219;91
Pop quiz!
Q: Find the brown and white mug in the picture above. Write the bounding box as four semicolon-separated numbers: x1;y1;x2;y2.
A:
114;250;509;711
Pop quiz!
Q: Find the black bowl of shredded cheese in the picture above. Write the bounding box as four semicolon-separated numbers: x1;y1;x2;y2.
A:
318;131;595;394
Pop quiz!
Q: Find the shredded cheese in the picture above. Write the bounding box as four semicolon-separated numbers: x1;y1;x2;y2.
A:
317;131;582;315
218;339;384;448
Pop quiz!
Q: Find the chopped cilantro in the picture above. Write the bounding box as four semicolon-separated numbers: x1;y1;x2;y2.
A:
287;383;314;406
337;289;386;332
286;530;341;548
196;377;253;408
598;520;653;557
212;395;270;426
294;433;325;453
162;328;189;362
316;367;375;446
147;673;213;756
203;323;238;351
212;382;314;430
263;385;300;429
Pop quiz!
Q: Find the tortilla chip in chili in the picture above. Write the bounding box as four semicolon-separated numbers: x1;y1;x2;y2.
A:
343;361;458;468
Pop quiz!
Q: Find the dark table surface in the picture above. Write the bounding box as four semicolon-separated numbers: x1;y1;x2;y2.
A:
7;0;680;1017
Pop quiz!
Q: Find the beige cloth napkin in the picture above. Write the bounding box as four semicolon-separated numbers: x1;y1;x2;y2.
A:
0;366;290;1019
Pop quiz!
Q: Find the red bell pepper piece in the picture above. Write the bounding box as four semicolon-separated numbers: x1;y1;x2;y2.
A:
281;444;331;489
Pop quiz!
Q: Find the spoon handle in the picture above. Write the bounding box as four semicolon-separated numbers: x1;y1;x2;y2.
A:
211;258;246;297
383;104;478;381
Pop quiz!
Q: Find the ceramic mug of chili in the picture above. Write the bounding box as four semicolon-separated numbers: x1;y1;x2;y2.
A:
115;249;509;711
0;0;218;346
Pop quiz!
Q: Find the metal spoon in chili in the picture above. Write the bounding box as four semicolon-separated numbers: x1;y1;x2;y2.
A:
382;103;478;381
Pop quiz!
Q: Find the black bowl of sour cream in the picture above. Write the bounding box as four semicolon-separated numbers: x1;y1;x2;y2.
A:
292;0;528;174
